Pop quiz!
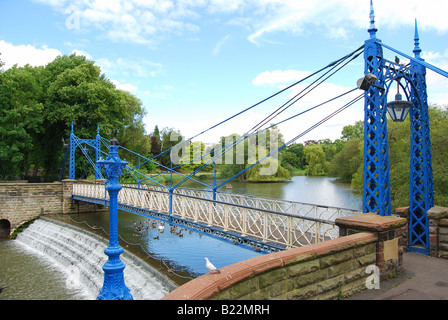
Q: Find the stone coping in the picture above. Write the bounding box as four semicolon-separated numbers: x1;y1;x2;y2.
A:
335;212;407;232
427;206;448;220
162;232;376;300
0;181;62;186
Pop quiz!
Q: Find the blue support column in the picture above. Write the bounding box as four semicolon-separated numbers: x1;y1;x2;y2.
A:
97;138;132;300
69;122;76;180
408;21;433;254
95;124;101;180
362;2;391;216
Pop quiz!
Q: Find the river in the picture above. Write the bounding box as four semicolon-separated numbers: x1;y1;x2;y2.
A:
0;176;362;300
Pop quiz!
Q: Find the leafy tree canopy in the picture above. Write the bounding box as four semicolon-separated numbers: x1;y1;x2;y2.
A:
0;53;150;179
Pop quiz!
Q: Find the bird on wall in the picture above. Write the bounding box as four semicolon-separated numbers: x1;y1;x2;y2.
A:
204;257;220;274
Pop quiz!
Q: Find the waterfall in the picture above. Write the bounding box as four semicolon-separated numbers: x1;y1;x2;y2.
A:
15;217;177;300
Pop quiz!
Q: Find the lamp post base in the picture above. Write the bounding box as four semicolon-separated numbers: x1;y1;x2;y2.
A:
97;246;133;300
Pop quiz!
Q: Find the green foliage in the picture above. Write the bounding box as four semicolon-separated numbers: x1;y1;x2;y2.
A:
0;65;44;178
246;158;291;182
329;105;448;209
341;120;364;141
329;139;363;182
158;127;183;168
388;105;448;208
218;128;291;182
0;53;150;178
429;105;448;207
281;143;306;172
304;144;329;176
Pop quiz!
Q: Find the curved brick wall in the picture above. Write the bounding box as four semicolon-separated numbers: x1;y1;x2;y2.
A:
163;232;377;300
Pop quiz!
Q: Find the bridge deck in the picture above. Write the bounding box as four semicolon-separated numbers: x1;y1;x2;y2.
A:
72;182;361;253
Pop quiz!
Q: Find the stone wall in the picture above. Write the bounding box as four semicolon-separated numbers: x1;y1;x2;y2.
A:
163;213;407;301
0;180;104;238
335;212;407;280
163;232;378;300
439;218;448;259
396;206;448;259
0;182;64;233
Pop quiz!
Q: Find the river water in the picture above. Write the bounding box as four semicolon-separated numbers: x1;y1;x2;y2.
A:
0;176;362;300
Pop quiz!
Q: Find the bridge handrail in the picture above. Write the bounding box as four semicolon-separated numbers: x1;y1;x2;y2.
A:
169;191;338;248
180;186;358;212
118;183;361;220
73;181;360;223
72;182;344;249
118;184;353;224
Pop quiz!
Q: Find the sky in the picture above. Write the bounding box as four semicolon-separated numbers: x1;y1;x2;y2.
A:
0;0;447;145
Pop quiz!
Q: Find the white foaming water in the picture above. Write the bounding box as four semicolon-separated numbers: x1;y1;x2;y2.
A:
15;218;177;300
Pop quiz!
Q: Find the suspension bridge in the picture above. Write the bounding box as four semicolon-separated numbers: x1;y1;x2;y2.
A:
61;1;448;255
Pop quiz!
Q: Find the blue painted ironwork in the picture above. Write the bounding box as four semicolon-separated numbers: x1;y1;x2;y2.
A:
96;138;133;300
362;1;391;216
408;21;434;254
68;122;102;180
361;2;446;254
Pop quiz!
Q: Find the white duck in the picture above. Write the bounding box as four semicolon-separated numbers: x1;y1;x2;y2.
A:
204;257;220;274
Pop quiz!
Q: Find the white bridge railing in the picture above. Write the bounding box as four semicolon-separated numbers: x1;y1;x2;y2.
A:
72;182;361;250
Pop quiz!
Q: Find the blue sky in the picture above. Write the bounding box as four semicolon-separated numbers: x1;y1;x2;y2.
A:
1;0;447;144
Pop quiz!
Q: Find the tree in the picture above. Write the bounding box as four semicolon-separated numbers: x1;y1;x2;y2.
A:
0;64;44;178
150;125;161;156
341;120;364;141
388;105;448;209
282;143;306;169
159;127;183;169
218;127;290;182
304;144;328;176
329;139;363;182
0;53;150;179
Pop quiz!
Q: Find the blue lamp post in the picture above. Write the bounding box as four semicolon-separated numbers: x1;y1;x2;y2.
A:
96;138;133;300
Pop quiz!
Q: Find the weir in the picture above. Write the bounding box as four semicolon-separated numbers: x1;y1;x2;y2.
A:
14;217;177;300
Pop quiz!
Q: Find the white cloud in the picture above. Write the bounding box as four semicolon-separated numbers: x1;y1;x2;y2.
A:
111;79;138;93
0;40;61;70
33;0;448;48
423;50;448;105
213;34;230;55
71;49;92;60
251;68;364;142
96;57;164;78
247;0;448;46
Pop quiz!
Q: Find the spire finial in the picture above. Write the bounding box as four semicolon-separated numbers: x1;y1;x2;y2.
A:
413;19;422;58
368;0;378;38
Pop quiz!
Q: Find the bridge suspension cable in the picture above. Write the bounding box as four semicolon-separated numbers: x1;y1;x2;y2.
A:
67;45;365;192
146;45;365;169
168;87;362;191
166;47;364;187
249;46;364;134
